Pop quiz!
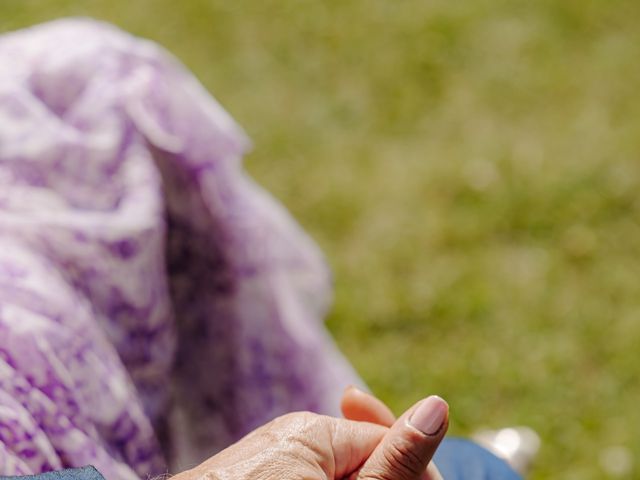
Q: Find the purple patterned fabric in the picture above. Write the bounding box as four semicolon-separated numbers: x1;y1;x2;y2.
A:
0;19;363;479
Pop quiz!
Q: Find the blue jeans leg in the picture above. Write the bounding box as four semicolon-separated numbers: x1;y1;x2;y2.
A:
433;438;523;480
0;467;104;480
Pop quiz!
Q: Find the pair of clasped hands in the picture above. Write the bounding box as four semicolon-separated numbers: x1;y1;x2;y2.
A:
175;388;449;480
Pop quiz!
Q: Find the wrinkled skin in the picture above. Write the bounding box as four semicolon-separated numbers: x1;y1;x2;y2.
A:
341;387;445;480
173;391;448;480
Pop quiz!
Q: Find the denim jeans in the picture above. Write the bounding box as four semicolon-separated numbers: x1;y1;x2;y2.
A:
0;467;103;480
435;438;523;480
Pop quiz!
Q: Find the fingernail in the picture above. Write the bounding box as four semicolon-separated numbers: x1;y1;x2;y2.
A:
344;384;365;393
408;395;448;436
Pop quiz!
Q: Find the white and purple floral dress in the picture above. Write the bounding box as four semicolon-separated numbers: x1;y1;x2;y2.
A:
0;19;362;479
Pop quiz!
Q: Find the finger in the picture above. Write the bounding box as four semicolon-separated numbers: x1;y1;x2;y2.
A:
342;388;446;480
426;463;444;480
341;386;396;427
357;395;449;480
329;417;389;479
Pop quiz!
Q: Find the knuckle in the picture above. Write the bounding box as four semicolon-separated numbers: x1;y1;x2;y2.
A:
268;411;328;443
272;411;315;428
289;411;324;432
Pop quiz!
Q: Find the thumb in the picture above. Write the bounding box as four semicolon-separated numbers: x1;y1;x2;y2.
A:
357;396;449;480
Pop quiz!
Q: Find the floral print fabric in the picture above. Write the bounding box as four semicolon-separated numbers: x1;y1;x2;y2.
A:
0;19;361;479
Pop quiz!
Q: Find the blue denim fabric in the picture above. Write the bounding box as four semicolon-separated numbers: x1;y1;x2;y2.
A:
435;438;523;480
0;467;103;480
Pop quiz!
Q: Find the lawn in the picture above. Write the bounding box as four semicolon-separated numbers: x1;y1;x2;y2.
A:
2;1;640;478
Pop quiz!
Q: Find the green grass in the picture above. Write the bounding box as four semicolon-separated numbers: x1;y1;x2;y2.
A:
3;1;640;478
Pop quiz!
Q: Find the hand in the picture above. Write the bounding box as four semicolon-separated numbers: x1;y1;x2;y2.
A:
342;386;447;480
172;411;385;480
173;395;448;480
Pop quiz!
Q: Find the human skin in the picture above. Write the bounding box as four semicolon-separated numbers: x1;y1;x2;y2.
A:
341;386;445;480
172;394;449;480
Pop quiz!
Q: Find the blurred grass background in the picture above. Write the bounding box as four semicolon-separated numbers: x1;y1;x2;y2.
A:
2;1;640;478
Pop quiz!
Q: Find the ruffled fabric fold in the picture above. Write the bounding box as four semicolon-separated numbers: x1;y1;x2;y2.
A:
0;19;361;478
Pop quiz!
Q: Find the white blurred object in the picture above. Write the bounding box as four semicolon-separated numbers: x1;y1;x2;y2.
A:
599;445;633;478
472;426;541;475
